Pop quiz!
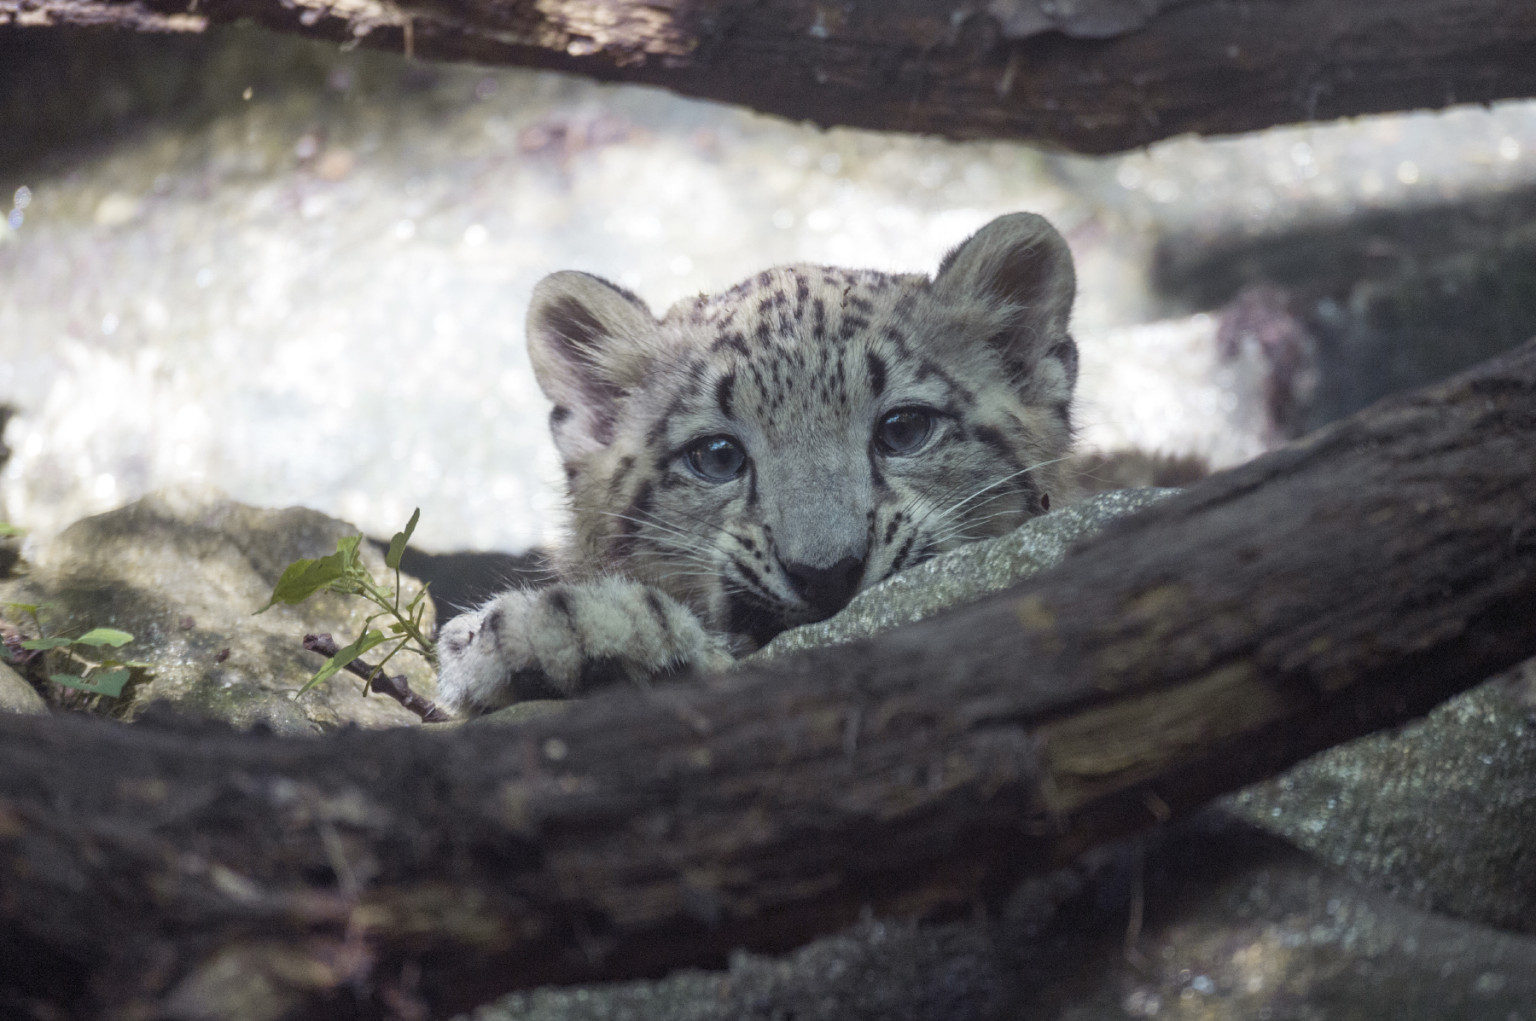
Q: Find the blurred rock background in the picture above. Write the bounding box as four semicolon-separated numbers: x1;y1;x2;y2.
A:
2;26;1535;559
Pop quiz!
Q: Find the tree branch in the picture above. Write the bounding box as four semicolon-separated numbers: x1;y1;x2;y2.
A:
301;632;450;723
2;337;1534;1020
4;0;1535;152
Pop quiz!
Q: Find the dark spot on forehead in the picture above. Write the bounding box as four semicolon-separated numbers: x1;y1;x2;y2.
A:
713;331;750;356
715;373;736;419
866;351;887;397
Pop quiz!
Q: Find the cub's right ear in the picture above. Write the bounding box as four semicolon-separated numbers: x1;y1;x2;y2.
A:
527;271;661;462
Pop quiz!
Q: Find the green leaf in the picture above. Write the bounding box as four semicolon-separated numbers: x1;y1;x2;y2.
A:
73;627;134;648
297;629;387;696
385;508;421;571
256;551;351;613
19;636;74;651
336;533;364;565
49;668;132;697
2;601;43;617
0;522;22;537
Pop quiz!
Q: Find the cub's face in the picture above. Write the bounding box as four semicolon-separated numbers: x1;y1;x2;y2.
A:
527;213;1078;651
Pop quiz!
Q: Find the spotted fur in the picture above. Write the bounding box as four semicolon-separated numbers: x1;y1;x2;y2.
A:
437;213;1078;715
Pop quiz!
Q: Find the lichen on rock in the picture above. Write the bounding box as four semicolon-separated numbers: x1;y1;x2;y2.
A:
750;488;1178;662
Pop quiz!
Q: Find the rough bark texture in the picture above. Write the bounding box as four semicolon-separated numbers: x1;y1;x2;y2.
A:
3;0;1535;152
2;337;1535;1020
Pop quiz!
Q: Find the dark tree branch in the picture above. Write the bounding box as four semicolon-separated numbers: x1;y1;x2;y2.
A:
302;632;450;723
2;338;1535;1020
3;0;1535;152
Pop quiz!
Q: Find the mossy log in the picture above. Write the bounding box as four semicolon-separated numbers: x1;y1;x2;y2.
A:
2;338;1535;1020
4;0;1536;152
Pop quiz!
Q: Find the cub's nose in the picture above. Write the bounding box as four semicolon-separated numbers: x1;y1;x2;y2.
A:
781;555;865;619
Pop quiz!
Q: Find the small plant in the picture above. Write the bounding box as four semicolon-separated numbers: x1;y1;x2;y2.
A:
1;601;149;698
259;508;436;698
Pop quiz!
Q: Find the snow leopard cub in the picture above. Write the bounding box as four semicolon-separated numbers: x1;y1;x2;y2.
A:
436;213;1078;715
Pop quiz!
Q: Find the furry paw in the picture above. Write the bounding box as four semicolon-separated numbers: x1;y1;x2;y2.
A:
435;577;734;716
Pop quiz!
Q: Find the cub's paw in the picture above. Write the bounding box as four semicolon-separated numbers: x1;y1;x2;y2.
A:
434;577;734;716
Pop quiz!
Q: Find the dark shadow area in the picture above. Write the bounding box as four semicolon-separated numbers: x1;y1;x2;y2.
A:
1153;186;1536;430
0;406;16;576
379;543;551;619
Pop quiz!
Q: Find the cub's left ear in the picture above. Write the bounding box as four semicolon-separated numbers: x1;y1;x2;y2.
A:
933;213;1078;399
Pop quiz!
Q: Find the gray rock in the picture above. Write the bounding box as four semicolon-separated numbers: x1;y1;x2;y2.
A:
0;660;45;714
750;488;1177;662
463;816;1536;1021
0;487;435;732
1227;659;1536;934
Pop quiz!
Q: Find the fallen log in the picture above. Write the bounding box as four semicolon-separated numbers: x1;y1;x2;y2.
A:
3;0;1535;152
1;337;1534;1020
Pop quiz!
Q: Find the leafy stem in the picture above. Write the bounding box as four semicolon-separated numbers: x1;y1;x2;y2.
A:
259;509;440;709
0;603;148;699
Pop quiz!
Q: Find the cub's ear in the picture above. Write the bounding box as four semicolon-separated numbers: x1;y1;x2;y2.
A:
932;213;1078;402
527;271;661;461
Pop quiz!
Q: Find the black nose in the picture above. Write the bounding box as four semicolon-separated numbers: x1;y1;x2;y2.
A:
781;555;865;619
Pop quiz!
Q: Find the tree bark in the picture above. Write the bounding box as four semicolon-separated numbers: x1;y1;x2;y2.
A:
2;337;1535;1020
3;0;1535;153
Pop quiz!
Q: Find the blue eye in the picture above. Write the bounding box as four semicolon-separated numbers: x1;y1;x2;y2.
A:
874;408;935;455
684;436;748;482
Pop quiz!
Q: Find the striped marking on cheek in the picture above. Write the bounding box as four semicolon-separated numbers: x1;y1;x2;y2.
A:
610;481;656;559
607;455;636;501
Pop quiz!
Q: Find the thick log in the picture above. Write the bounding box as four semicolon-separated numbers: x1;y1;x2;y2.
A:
2;337;1535;1020
3;0;1535;152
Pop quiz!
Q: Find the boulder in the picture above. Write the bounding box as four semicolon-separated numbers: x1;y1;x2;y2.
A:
1228;659;1536;934
0;487;435;733
0;660;45;714
467;815;1536;1021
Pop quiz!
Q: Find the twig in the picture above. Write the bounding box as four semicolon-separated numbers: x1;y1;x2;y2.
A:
302;633;451;723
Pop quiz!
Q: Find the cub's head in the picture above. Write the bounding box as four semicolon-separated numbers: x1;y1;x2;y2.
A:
527;213;1077;651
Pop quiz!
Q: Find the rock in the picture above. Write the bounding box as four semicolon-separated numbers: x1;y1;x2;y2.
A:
750;488;1177;662
1227;659;1536;934
464;814;1536;1021
0;660;45;714
0;487;435;733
